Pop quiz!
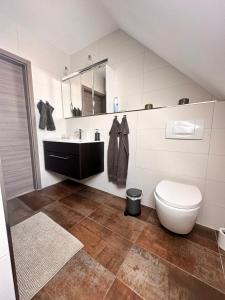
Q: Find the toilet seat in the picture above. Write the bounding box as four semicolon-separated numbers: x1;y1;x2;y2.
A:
155;180;202;210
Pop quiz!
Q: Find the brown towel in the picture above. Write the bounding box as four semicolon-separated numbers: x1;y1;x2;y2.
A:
107;116;121;183
117;116;129;186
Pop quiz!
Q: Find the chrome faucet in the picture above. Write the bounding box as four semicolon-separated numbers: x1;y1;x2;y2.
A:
79;128;82;140
74;128;83;140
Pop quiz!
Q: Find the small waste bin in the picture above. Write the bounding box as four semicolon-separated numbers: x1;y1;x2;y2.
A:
124;188;142;216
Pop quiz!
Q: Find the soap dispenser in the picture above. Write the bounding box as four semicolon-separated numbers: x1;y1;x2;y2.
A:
95;129;100;141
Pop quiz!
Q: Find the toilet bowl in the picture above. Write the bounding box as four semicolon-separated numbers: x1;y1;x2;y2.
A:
154;180;202;234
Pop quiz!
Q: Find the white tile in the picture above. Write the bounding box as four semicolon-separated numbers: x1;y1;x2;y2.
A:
127;168;160;208
207;155;225;182
197;203;225;229
137;102;214;129
142;82;212;108
144;48;169;73
143;65;191;93
119;92;143;111
136;149;208;179
114;53;144;78
212;101;225;128
114;72;143;98
137;128;210;154
204;180;225;208
209;129;225;155
99;33;144;66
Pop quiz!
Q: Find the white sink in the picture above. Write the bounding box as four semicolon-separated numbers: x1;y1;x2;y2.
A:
43;138;102;144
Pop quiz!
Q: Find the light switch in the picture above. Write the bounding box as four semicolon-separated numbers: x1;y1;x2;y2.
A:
166;120;204;139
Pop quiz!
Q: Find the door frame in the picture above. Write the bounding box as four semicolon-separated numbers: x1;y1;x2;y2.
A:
0;48;41;191
0;48;42;299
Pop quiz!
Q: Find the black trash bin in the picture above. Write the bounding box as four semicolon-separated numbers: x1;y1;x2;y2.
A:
124;188;142;216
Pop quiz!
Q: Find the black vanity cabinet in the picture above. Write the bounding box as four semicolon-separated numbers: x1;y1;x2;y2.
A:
43;141;104;180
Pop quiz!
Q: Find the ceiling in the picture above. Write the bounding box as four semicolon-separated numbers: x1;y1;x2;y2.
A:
1;0;225;98
101;0;225;99
0;0;118;54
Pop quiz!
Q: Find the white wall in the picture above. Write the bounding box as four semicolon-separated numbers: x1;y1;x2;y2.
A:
67;30;225;230
66;101;225;230
0;13;69;188
71;30;213;110
0;186;16;300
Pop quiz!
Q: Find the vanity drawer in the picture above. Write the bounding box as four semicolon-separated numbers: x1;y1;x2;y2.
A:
43;141;104;180
44;150;80;178
43;141;79;156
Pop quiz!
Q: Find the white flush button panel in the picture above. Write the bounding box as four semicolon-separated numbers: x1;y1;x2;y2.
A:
166;120;204;139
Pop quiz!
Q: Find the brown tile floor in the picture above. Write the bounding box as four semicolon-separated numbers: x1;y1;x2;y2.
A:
7;180;225;300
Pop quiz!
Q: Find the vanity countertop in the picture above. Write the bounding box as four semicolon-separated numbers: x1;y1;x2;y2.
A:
43;138;103;144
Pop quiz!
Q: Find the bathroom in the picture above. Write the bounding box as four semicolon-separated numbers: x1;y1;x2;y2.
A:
0;1;225;299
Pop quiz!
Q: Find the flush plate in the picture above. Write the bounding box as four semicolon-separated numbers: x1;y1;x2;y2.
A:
166;120;204;140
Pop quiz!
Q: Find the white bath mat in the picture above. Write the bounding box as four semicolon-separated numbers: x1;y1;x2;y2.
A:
11;212;83;300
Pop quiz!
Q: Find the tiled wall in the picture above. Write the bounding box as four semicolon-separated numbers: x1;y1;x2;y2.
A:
199;102;225;229
67;30;225;230
71;30;214;110
0;12;70;187
66;101;225;230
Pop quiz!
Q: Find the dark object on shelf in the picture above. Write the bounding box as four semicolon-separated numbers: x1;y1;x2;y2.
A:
178;98;189;105
71;106;77;117
124;188;142;217
43;141;104;180
145;103;153;109
95;129;100;141
77;108;82;116
71;104;82;117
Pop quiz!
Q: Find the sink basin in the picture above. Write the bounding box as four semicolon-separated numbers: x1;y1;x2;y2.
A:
43;138;102;144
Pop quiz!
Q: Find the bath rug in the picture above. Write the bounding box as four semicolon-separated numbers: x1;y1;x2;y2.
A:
11;212;83;300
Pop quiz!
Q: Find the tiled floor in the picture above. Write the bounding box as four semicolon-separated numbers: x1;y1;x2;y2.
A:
7;180;225;300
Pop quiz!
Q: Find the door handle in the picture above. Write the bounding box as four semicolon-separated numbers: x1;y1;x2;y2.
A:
49;154;69;160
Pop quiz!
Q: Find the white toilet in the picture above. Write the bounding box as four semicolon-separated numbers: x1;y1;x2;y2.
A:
154;180;202;234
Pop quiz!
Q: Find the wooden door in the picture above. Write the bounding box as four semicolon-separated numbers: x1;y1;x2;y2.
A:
82;85;93;116
81;85;106;115
94;92;106;114
0;57;35;199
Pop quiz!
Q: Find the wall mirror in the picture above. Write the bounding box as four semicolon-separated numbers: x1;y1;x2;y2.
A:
62;59;109;118
62;58;215;119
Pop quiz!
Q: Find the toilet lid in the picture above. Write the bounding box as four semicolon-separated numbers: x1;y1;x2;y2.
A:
155;180;202;209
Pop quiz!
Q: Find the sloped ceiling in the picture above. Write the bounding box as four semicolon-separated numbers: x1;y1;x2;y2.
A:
0;0;118;54
101;0;225;99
